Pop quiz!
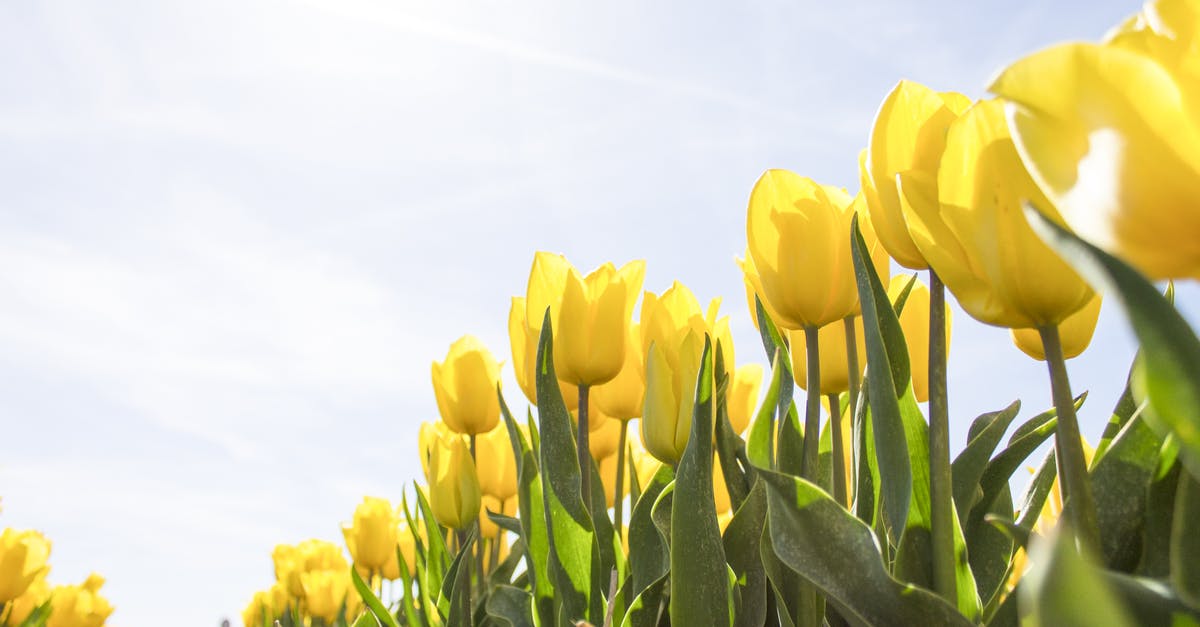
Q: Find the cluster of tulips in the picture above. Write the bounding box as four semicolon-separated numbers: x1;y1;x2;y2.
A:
243;0;1200;625
0;519;114;627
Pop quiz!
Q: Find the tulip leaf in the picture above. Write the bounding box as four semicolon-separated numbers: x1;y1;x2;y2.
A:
754;295;796;470
411;480;451;597
951;401;1022;524
747;350;786;469
486;584;536;627
1095;365;1140;463
759;517;804;627
587;453;621;588
651;482;673;554
628;465;672;596
1020;528;1136;627
724;478;769;627
534;311;603;624
778;402;804;478
1090;411;1164;572
715;357;751;512
853;389;883;538
968;400;1069;531
1137;458;1180;577
670;336;733;627
439;529;476;625
1027;206;1200;480
1172;466;1200;607
490;537;527;588
351;612;380;627
757;468;974;627
851;215;912;542
1102;571;1200;625
619;574;668;627
500;393;554;626
395;543;421;627
352;563;402;627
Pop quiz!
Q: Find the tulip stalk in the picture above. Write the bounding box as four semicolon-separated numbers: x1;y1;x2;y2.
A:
1038;324;1101;552
928;271;956;605
843;317;860;438
578;384;592;514
801;327;822;480
613;421;629;540
469;435;485;601
826;393;849;507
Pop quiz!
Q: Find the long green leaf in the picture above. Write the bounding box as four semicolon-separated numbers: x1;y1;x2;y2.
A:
951;401;1022;524
724;479;769;627
1172;466;1200;607
500;393;554;627
486;585;535;627
352;564;401;627
1020;528;1135;627
1090;412;1164;571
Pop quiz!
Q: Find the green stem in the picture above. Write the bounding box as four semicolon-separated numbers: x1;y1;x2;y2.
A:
613;420;629;541
1038;324;1101;552
801;326;822;481
843;317;861;431
929;270;957;604
578;384;592;517
469;434;484;600
457;529;472;621
827;393;848;507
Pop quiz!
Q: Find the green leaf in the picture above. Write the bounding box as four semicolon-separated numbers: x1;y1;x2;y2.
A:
747;350;786;469
486;585;536;627
1020;528;1135;627
500;393;554;627
351;612;380;627
489;537;527;588
758;468;973;627
1172;466;1200;607
1094;365;1139;463
533;310;602;624
1090;412;1164;571
850;215;912;541
352;564;401;627
395;544;421;627
1027;206;1200;480
619;575;668;627
670;336;733;627
628;465;673;596
724;479;769;627
1137;458;1180;577
952;401;1022;523
412;481;450;599
439;530;476;625
715;351;751;512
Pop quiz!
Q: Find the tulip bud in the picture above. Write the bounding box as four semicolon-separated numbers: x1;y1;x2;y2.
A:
509;296;579;410
889;276;952;402
425;431;482;530
47;573;114;627
727;364;764;434
788;317;866;395
431;335;503;436
641;329;705;466
1011;294;1102;361
299;569;352;624
592;323;645;421
341;496;399;574
555;259;646;386
0;529;51;603
476;423;518;501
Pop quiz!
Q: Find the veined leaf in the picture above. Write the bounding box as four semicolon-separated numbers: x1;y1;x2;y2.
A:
486;584;535;627
352;563;401;627
1090;412;1164;572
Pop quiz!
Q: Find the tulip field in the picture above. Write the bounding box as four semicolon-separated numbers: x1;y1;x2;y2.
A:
4;1;1200;626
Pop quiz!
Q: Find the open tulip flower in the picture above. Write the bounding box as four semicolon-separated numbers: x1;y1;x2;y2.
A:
341;496;400;576
554;258;646;388
991;0;1200;281
0;528;51;603
431;335;503;436
509;295;578;410
46;574;115;627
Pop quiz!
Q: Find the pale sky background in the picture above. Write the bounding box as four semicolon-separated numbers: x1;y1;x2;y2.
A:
0;1;1188;624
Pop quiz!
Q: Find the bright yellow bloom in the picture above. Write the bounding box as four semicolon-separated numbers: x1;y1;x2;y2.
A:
509;296;578;410
727;364;763;434
300;569;353;624
0;528;51;602
746;171;863;330
1011;294;1102;361
865;81;972;270
273;540;350;600
431;335;503;436
46;574;114;627
888;276;952;403
592;323;645;421
789;317;866;395
642;328;705;466
7;573;49;625
341;496;399;574
425;428;482;530
476;422;518;501
242;583;287;627
990;0;1200;280
902;98;1095;328
588;413;624;461
555;259;646;386
479;495;518;539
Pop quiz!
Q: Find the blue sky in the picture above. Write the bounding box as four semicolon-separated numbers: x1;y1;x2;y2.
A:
0;0;1176;624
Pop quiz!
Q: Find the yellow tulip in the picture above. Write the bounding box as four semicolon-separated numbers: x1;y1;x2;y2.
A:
718;511;734;534
431;335;503;436
628;429;664;490
642;328;705;466
788;317;866;395
341;496;399;574
299;569;352;624
865;80;972;270
476;422;518;501
418;420;452;481
1011;294;1102;361
242;583;287;627
425;429;482;530
746;171;863;330
727;364;763;434
901;98;1094;328
888;276;952;402
588;414;624;461
479;495;518;539
555;259;646;386
509;296;579;410
7;573;49;625
0;528;51;602
599;454;620;508
990;1;1200;280
46;574;114;627
592;323;645;421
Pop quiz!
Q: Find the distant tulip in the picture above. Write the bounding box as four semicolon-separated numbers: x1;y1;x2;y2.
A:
865;80;972;270
889;276;951;402
990;0;1200;280
273;540;348;600
901;98;1095;328
341;496;399;574
727;364;763;434
788;317;866;395
476;423;518;501
299;570;352;624
425;430;482;530
1012;294;1102;361
588;414;623;461
6;573;49;626
592;323;645;421
509;296;579;410
431;335;503;436
554;259;646;386
0;528;51;603
479;495;517;539
46;574;114;627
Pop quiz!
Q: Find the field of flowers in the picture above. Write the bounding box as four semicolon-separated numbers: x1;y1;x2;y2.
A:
3;0;1199;625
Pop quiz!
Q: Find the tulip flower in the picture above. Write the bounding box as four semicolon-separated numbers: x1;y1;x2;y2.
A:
7;573;49;626
46;574;114;627
592;322;645;422
382;522;418;581
341;496;399;575
865;81;972;270
990;0;1200;280
0;528;51;603
425;429;482;531
588;413;623;461
509;296;579;411
299;569;353;624
554;258;646;387
1011;294;1102;361
475;423;518;502
727;364;763;434
889;276;952;403
788;317;866;396
431;335;503;436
